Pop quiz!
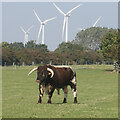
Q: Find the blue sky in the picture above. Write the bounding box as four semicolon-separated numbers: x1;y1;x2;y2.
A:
2;2;118;51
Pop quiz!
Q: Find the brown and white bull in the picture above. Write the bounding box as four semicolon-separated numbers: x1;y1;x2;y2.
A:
28;64;77;104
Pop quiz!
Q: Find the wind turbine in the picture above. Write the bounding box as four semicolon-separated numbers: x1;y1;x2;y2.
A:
33;9;56;44
20;25;34;46
78;16;102;31
53;3;82;43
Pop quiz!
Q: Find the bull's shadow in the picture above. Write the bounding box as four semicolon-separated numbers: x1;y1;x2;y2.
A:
52;103;81;104
104;69;113;72
41;102;81;104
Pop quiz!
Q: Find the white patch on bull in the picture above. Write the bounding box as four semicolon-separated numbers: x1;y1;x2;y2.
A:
52;65;71;68
40;87;44;95
48;64;75;74
71;76;76;85
72;89;77;97
52;65;75;74
40;94;43;97
73;91;77;98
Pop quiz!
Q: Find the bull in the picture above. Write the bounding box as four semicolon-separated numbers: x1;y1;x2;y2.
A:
28;64;77;104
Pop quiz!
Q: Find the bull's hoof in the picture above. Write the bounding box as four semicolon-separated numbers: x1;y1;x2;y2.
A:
63;98;67;103
37;100;42;104
74;97;77;104
37;102;42;104
74;101;77;104
47;100;51;104
63;101;67;103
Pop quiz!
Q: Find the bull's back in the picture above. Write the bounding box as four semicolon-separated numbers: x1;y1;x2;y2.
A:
52;67;74;88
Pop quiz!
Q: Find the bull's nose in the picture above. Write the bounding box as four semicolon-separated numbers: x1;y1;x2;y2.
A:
36;80;40;83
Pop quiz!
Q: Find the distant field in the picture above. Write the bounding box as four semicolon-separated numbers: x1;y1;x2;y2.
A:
2;65;118;118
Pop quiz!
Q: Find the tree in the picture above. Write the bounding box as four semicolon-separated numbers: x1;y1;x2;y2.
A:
36;44;49;52
25;40;35;48
55;42;83;53
118;29;120;65
73;27;109;50
1;42;10;48
25;40;49;52
54;42;102;65
99;30;118;63
10;42;24;51
2;47;17;65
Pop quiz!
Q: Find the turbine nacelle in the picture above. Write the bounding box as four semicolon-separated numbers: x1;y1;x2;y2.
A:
41;22;45;25
20;25;34;46
25;32;29;35
33;9;56;44
25;31;30;34
65;14;71;17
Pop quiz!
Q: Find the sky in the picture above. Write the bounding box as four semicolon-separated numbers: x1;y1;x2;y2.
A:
2;2;118;51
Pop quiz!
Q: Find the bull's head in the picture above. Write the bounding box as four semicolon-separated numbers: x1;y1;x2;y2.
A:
28;66;54;83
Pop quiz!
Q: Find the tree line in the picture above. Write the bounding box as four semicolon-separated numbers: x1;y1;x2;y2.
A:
1;41;103;66
1;27;119;66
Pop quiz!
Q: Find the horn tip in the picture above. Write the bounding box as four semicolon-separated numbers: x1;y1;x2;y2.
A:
28;73;30;76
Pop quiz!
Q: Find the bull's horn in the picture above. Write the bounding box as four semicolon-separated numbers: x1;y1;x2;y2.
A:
28;67;37;76
47;68;54;78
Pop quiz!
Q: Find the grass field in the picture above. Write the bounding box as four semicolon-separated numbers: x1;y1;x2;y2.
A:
2;65;118;118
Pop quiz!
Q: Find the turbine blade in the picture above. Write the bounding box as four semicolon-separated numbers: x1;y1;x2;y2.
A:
27;25;34;32
92;16;102;27
78;28;83;31
53;3;65;15
20;26;26;33
33;9;42;23
44;17;56;23
62;17;66;40
67;4;82;15
37;25;42;40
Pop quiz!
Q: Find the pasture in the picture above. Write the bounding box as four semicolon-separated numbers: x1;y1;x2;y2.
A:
2;65;118;118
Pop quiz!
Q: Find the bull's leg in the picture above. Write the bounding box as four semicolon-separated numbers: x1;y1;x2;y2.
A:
57;88;60;95
62;86;68;103
72;84;77;103
47;86;55;104
37;84;44;104
70;76;77;103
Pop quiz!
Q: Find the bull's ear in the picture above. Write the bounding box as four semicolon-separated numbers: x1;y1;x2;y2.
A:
47;68;54;78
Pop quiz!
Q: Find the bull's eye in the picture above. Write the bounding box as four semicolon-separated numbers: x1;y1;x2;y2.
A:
48;72;51;75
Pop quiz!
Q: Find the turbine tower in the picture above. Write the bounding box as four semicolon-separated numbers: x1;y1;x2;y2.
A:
33;9;56;44
53;3;82;43
20;25;34;46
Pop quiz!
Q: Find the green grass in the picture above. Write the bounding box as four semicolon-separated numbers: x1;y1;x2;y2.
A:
2;65;118;118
